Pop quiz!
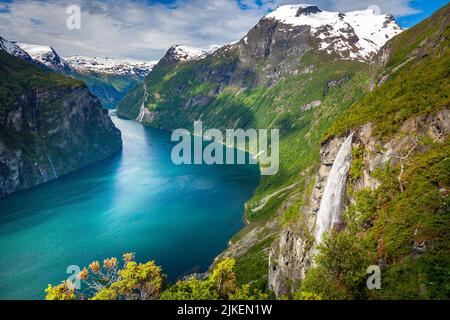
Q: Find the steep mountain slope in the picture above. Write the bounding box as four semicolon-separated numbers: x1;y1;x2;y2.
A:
0;50;122;197
116;4;408;292
270;3;449;298
0;37;33;62
15;42;73;74
12;42;157;109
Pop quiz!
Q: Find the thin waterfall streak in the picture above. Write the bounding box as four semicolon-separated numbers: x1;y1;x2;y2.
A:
36;91;58;179
136;83;148;122
42;136;58;179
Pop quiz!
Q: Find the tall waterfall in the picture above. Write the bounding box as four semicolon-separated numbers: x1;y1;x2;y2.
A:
314;133;354;244
136;83;148;122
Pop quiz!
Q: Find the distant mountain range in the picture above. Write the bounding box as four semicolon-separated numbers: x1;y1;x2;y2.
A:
0;37;158;108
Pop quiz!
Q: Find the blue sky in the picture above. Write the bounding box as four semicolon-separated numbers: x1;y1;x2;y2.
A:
0;0;447;60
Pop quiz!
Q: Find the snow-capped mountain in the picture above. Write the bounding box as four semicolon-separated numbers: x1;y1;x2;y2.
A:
66;56;158;78
1;36;158;108
15;42;73;73
264;4;403;61
163;44;221;63
11;41;157;79
0;37;33;62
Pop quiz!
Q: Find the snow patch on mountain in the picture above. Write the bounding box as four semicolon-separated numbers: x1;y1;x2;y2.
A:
169;45;221;62
0;37;32;61
15;42;73;72
66;56;158;78
265;4;403;60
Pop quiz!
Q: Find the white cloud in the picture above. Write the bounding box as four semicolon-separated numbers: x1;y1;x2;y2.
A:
0;0;419;60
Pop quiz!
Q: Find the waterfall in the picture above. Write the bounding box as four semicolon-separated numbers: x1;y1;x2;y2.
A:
36;90;58;179
136;83;148;122
314;133;354;244
42;138;58;179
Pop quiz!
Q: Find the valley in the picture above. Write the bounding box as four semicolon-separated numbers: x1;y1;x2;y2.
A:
0;2;448;300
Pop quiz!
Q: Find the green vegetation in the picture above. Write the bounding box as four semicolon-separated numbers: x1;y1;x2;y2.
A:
46;253;324;300
45;255;268;300
73;72;142;109
0;51;83;108
302;140;450;299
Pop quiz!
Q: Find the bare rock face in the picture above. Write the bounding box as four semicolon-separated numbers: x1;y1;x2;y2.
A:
237;18;313;86
0;85;122;197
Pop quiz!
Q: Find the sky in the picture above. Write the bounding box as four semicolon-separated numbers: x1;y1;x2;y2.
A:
0;0;447;60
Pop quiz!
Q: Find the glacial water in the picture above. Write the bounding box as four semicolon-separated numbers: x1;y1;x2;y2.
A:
314;133;353;244
0;115;260;299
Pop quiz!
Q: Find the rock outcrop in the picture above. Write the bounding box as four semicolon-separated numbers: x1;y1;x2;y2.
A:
0;51;122;197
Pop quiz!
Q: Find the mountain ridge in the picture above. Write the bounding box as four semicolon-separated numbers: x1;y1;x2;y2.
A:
0;39;158;109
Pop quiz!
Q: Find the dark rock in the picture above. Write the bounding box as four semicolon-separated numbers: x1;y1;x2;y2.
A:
296;6;322;16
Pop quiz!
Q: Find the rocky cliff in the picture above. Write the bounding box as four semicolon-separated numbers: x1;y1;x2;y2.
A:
0;50;122;197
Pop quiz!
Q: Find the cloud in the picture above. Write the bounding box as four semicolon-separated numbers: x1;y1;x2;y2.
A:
0;0;419;60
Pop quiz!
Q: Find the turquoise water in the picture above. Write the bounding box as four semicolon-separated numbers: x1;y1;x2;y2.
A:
0;115;259;299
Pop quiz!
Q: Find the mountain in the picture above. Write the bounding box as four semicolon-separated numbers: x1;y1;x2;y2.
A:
163;44;221;63
15;42;73;74
65;56;157;78
65;56;157;109
265;5;402;61
117;4;402;123
281;3;449;299
0;49;122;197
8;41;158;109
0;37;33;62
117;3;449;299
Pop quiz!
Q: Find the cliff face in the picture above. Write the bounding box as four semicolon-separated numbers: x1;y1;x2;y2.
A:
0;51;122;197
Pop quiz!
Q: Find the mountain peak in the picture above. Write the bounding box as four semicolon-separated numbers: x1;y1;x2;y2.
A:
264;5;403;61
165;44;220;62
0;37;33;62
15;41;73;72
65;56;158;78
